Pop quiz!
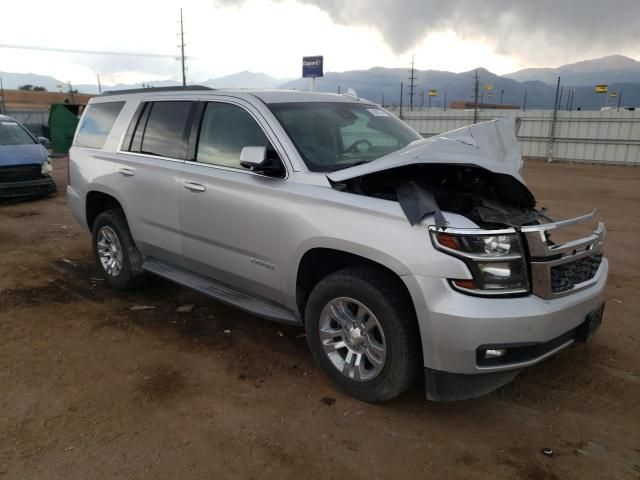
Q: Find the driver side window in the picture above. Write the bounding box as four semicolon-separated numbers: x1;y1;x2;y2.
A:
196;102;269;169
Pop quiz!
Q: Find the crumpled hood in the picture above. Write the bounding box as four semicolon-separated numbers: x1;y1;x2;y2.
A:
328;117;523;183
0;144;48;167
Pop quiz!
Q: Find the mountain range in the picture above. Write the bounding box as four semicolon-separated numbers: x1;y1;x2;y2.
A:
505;55;640;86
1;55;638;110
0;70;289;95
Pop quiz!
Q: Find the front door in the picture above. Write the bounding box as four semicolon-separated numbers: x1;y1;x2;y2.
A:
179;100;289;303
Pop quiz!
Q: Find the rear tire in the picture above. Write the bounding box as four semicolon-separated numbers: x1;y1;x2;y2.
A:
92;209;146;290
304;265;421;403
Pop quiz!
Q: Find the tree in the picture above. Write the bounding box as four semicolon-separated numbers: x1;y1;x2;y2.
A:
17;84;47;91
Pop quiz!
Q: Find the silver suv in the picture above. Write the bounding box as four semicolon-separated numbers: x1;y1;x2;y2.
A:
68;87;607;402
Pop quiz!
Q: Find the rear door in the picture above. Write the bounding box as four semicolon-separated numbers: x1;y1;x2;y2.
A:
114;98;197;264
179;98;290;303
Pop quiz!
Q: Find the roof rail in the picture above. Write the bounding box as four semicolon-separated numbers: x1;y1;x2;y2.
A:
100;85;214;96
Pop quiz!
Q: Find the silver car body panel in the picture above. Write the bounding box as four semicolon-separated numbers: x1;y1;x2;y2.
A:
67;89;607;378
328;117;523;183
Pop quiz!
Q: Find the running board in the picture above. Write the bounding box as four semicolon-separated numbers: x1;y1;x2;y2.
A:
143;258;300;325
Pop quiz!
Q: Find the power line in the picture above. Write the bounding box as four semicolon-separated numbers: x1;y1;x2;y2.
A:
0;43;176;58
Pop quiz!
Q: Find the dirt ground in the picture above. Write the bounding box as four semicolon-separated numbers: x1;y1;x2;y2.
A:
1;157;639;480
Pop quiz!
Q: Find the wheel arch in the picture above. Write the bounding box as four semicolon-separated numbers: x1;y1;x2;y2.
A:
294;244;417;327
85;189;127;231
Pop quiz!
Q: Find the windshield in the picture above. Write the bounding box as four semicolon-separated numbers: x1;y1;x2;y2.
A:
0;120;36;146
268;102;421;172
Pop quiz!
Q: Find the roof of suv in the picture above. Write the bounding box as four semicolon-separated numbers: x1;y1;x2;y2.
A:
95;86;371;105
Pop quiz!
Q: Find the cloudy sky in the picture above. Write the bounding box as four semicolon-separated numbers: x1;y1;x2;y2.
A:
1;0;639;85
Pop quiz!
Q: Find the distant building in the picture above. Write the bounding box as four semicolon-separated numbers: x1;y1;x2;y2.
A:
449;101;520;110
1;89;94;110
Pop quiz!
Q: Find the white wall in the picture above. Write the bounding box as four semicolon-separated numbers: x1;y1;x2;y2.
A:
389;108;640;165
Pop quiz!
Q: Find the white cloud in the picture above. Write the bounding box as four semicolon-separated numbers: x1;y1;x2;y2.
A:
0;0;631;86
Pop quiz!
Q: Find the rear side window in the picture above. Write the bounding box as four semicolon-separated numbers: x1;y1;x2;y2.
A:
124;101;192;160
75;102;124;149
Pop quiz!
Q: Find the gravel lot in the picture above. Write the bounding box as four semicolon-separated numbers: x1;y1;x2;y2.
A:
1;157;639;479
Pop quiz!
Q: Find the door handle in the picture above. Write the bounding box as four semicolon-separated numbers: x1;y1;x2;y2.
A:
117;167;135;177
183;181;206;192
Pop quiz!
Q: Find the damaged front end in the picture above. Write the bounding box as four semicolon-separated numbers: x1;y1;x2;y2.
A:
328;119;606;299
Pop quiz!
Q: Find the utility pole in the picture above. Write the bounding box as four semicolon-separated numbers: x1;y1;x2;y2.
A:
179;8;187;87
381;94;384;107
399;82;404;119
523;91;527;111
568;90;574;111
0;77;5;114
420;89;425;108
565;89;571;110
96;74;102;94
337;86;341;94
473;69;480;124
547;76;561;163
500;89;504;105
617;90;623;111
407;55;417;112
443;91;447;111
558;86;564;111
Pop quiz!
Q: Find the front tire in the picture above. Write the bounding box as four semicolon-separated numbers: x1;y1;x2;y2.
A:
92;209;146;290
304;266;421;403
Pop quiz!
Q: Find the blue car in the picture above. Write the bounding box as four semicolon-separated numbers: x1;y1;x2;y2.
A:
0;114;56;200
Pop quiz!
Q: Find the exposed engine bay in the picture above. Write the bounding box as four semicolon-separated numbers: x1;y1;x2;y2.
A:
331;163;545;229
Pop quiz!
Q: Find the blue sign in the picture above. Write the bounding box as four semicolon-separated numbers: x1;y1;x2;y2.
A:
302;56;323;78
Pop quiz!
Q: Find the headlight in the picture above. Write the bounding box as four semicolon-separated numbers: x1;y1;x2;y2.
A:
41;159;53;175
430;228;529;296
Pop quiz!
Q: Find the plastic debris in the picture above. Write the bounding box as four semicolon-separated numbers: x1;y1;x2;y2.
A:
176;304;195;313
130;305;156;311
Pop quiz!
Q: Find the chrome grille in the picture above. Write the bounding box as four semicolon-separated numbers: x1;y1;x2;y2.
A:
522;211;605;299
551;254;603;293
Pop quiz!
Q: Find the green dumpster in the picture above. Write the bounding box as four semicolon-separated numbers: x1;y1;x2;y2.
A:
48;103;83;154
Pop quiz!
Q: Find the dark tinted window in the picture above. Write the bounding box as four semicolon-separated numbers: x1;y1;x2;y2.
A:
196;102;268;168
139;101;192;159
121;102;148;153
75;101;124;149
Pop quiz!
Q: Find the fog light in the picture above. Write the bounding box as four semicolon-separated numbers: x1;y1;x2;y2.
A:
485;348;507;359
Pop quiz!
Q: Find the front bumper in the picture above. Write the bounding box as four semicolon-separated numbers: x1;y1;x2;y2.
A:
423;305;604;401
404;258;607;376
0;175;57;199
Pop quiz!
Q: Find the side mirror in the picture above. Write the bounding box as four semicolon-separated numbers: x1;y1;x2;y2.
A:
240;146;267;169
37;136;51;148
